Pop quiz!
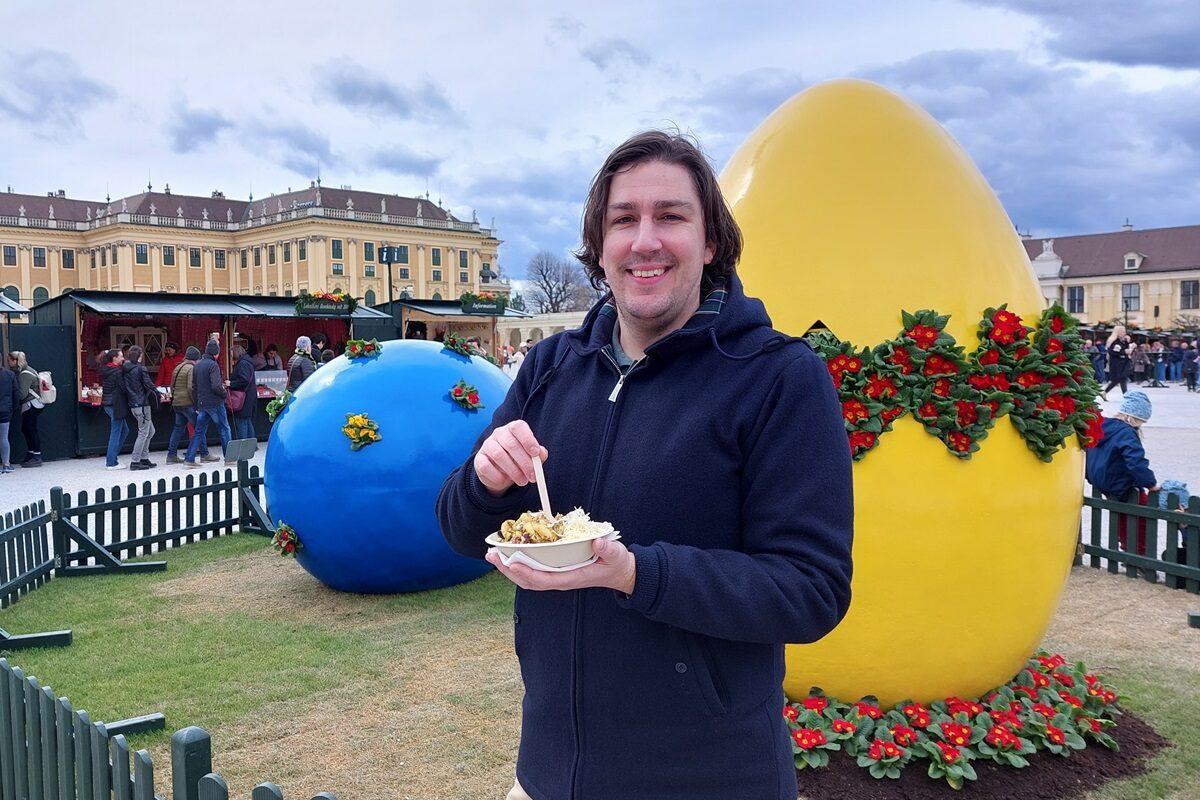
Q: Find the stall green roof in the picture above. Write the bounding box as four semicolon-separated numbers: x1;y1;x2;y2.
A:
375;299;532;318
0;295;28;314
29;290;392;322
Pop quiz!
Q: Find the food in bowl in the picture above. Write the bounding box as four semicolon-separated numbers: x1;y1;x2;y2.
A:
486;508;618;570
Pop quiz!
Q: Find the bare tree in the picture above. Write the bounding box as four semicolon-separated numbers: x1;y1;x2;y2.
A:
526;251;594;313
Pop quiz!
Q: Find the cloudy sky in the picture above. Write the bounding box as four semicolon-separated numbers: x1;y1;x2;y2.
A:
1;0;1197;282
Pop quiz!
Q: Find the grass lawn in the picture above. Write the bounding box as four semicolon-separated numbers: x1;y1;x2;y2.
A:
1;534;1197;799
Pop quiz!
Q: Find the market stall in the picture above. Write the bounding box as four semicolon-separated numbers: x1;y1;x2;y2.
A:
0;293;28;359
28;290;394;457
373;297;531;357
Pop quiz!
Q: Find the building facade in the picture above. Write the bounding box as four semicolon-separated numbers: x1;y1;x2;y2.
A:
0;183;505;308
1024;223;1200;330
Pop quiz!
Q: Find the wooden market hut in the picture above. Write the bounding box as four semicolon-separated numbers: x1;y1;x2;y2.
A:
15;290;394;460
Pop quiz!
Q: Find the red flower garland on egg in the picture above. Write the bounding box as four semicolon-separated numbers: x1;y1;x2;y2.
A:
807;303;1102;462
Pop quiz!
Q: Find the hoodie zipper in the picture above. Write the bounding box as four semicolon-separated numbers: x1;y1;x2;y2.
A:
568;347;644;799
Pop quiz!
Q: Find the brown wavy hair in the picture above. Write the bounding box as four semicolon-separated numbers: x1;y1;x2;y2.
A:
573;130;742;293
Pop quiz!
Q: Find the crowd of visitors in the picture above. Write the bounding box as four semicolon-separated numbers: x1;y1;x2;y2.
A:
1084;330;1199;400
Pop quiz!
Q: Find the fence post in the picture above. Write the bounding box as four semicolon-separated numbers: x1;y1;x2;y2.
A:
50;487;66;574
171;726;212;800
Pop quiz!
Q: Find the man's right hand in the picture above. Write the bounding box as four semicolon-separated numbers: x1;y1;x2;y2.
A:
474;420;547;497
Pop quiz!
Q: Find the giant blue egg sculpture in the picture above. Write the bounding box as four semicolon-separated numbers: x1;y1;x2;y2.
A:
263;340;509;593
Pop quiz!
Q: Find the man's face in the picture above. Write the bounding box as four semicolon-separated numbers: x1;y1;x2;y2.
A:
599;160;715;339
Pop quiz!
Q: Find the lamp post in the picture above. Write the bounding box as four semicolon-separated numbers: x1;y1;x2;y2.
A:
380;247;399;339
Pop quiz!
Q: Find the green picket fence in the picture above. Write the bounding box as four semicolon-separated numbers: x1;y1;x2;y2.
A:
1081;486;1200;592
0;659;333;800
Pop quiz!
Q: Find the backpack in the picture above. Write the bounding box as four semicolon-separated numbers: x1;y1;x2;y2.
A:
38;371;56;404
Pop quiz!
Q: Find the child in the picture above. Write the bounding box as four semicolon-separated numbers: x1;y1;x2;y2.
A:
1084;391;1157;552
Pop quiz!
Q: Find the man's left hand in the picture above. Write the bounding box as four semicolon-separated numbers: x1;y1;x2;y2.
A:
486;536;637;594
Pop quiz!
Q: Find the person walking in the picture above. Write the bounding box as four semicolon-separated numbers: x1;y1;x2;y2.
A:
8;351;44;467
100;348;130;470
185;339;231;466
165;346;218;464
122;345;158;470
438;131;852;800
228;344;257;441
286;335;317;390
0;362;19;474
1102;325;1132;400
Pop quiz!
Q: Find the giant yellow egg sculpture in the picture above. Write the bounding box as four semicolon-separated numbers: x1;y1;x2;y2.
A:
722;80;1083;706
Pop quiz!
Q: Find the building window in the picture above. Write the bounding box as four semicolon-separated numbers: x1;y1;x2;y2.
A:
365;289;376;306
268;244;276;265
215;250;226;269
459;250;468;269
1121;283;1140;312
254;247;261;267
110;245;117;265
1;245;14;266
90;250;96;268
432;268;442;282
1182;280;1200;311
33;247;46;268
396;245;409;264
399;267;409;280
2;285;18;302
432;291;442;301
298;240;307;260
332;239;343;260
365;265;375;278
101;248;107;267
190;248;201;268
431;247;441;267
135;243;148;265
363;242;374;262
163;245;175;266
241;249;248;269
283;242;291;262
459;271;469;283
332;263;343;275
1124;257;1138;271
1066;286;1084;313
62;249;75;270
32;287;48;303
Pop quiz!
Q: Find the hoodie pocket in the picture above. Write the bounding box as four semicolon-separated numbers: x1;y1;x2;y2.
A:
684;632;729;717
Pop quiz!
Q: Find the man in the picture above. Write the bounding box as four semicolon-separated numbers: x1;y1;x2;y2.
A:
156;341;184;389
185;339;231;466
166;346;218;465
437;131;853;800
122;345;158;470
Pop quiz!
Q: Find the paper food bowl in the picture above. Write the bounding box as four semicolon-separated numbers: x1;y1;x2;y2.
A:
484;530;620;571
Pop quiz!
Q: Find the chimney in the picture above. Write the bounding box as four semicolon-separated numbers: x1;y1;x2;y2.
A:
57;189;66;197
211;190;224;199
1122;218;1133;232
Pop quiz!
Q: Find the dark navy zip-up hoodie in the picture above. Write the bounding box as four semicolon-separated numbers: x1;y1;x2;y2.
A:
438;274;854;800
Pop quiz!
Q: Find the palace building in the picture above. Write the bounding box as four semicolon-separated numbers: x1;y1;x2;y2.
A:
0;181;505;308
1025;222;1200;329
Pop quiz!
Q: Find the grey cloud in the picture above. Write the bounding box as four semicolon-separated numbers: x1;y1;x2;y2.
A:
0;49;115;132
369;147;442;177
167;106;233;153
968;0;1200;69
244;121;339;177
857;49;1200;235
581;38;651;71
548;16;583;40
317;62;456;122
667;68;807;166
